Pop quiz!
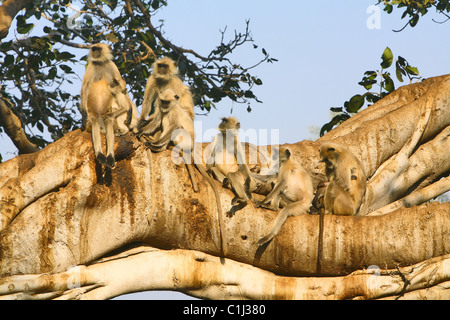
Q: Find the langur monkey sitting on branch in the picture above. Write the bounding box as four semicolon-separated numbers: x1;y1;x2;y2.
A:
319;142;367;215
205;117;256;206
139;56;194;133
143;88;226;255
81;43;138;168
255;148;314;246
314;142;367;272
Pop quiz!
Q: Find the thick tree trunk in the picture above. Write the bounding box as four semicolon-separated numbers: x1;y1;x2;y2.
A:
0;74;449;299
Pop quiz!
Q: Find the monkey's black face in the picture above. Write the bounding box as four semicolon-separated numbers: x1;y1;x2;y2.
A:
160;100;172;112
322;157;335;170
157;63;169;74
91;46;102;58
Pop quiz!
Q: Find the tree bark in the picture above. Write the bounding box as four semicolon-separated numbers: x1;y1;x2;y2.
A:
0;74;449;299
0;99;39;154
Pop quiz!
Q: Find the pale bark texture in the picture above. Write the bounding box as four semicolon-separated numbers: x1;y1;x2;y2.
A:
0;98;39;155
0;74;449;300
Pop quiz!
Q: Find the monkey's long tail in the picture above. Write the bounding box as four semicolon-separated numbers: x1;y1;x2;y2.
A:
257;200;310;246
195;164;226;258
316;209;325;274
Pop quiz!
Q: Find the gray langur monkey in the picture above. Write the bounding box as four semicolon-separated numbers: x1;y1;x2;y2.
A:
80;43;138;168
143;88;226;256
255;148;314;246
319;142;366;215
314;142;367;273
139;56;194;134
205;117;255;206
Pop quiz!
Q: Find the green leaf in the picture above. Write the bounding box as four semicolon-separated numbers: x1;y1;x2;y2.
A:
320;113;350;136
410;14;419;27
0;40;12;50
380;47;393;69
48;66;57;79
17;23;34;34
346;94;365;113
358;79;377;90
395;60;407;82
384;4;393;13
37;122;44;133
59;64;73;73
382;74;395;92
59;51;75;61
4;55;14;67
365;92;380;104
364;70;377;79
396;67;404;82
254;78;263;85
405;65;419;75
244;90;255;98
397;56;406;67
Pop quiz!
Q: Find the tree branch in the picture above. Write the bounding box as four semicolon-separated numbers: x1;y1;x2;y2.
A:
368;176;450;216
1;247;449;300
0;97;39;155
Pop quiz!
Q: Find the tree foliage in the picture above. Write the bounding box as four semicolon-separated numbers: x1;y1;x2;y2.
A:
320;47;421;136
379;0;450;31
320;0;450;136
0;0;275;159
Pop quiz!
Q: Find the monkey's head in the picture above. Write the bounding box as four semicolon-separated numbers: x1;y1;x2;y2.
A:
89;43;113;64
278;148;291;164
319;143;339;170
153;57;178;80
157;88;179;113
218;117;240;135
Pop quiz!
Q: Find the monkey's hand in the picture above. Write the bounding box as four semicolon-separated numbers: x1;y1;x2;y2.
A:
138;118;151;131
253;200;264;208
222;177;231;189
231;197;248;207
317;181;329;188
254;201;278;211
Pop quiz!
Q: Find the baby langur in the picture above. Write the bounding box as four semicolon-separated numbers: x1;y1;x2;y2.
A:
319;142;367;215
206;117;255;206
144;88;226;255
255;148;314;246
81;43;138;168
139;57;194;133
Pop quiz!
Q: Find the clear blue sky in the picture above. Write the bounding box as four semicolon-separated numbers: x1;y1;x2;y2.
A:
1;0;449;299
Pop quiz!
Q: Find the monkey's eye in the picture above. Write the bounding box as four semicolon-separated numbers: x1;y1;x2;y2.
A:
161;100;170;104
158;63;168;69
92;47;101;52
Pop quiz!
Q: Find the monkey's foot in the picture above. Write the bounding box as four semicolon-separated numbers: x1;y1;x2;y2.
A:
253;201;265;208
253;201;277;211
138;119;151;130
106;155;116;168
231;197;248;206
222;178;231;189
115;128;129;136
96;153;107;165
